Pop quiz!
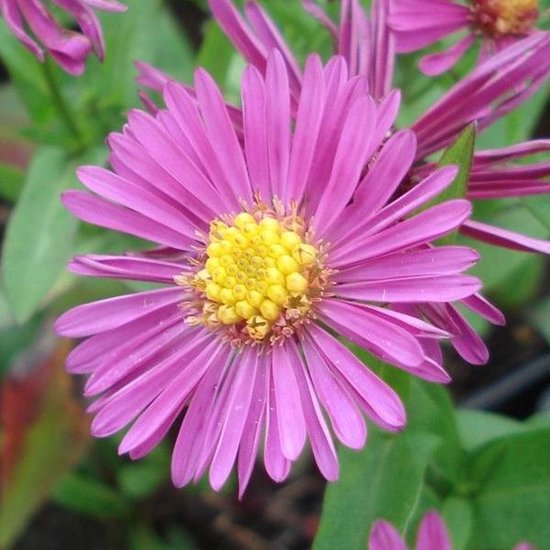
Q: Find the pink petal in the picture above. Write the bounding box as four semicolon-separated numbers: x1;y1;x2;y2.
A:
369;520;407;550
55;287;183;337
415;510;452;550
307;324;406;430
271;342;307;460
320;299;425;367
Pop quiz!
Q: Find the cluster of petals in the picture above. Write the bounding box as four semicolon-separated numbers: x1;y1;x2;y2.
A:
56;51;483;493
389;0;544;76
0;0;126;74
209;0;550;255
369;510;533;550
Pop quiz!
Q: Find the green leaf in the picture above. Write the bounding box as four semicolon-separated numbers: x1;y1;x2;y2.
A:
1;146;105;322
0;22;53;124
468;427;550;549
442;497;473;550
437;123;475;203
0;162;24;202
314;430;439;550
457;409;524;452
407;381;464;487
197;21;237;90
53;474;131;519
117;445;170;500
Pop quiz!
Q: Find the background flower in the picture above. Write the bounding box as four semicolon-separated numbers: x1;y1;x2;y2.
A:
389;0;544;75
0;0;126;74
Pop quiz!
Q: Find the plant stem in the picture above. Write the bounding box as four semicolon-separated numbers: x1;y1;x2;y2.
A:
41;58;84;147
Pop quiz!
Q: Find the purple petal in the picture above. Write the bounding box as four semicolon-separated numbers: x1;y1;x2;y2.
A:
306;324;406;430
209;350;258;490
369;520;407;550
419;34;475;76
69;254;184;284
265;51;291;200
264;368;292;482
237;358;268;498
55;287;183;337
320;299;425;367
241;65;271;199
285;54;326;204
415;510;452;550
303;337;367;449
289;339;339;481
461;219;550;254
271;342;307;460
62;190;193;250
335;274;482;303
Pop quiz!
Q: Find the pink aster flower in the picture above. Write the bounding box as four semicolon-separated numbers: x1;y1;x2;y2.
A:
56;52;482;494
209;0;550;254
0;0;126;75
369;510;534;550
389;0;545;76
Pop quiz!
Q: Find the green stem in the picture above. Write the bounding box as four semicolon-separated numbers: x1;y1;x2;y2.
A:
41;58;84;147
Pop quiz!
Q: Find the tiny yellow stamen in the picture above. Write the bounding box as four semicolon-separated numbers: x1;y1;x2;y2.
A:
218;305;240;324
260;299;281;321
267;284;289;306
247;315;271;340
286;272;309;294
277;255;299;275
293;244;317;266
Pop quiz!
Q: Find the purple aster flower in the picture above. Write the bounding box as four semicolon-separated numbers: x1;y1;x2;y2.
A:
369;510;534;550
0;0;126;75
209;0;550;254
389;0;544;76
56;52;482;494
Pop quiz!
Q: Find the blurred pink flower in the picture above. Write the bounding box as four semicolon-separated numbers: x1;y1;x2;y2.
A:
369;510;534;550
0;0;126;75
389;0;543;75
56;53;481;494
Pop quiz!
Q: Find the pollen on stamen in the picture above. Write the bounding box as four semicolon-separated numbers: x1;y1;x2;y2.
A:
178;208;329;345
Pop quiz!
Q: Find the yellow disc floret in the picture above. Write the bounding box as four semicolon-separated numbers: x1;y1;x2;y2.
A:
190;211;321;343
472;0;538;36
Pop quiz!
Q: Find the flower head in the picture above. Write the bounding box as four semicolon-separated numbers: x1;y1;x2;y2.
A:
57;53;482;494
369;510;534;550
389;0;544;75
0;0;126;75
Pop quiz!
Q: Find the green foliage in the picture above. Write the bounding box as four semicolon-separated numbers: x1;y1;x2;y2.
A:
1;146;105;323
436;124;475;205
53;474;131;519
315;430;439;550
468;427;550;549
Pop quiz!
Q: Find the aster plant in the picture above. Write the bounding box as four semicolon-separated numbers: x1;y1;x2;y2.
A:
0;0;549;548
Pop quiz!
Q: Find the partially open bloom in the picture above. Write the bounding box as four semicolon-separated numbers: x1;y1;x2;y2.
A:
369;510;533;550
56;53;482;493
389;0;545;75
0;0;126;75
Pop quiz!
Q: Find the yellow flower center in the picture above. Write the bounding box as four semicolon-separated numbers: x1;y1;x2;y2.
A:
472;0;538;36
188;211;322;343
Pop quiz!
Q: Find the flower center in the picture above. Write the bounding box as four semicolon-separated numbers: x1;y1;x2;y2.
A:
471;0;539;36
185;210;326;344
